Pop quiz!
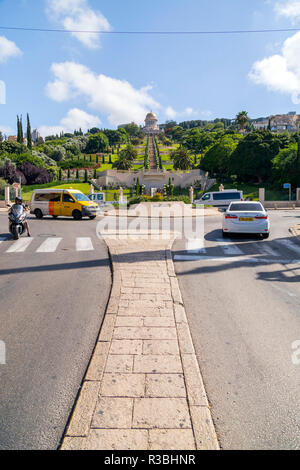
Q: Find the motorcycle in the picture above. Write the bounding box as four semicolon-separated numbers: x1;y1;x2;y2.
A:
8;204;27;240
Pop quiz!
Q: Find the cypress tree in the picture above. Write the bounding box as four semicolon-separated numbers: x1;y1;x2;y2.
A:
27;113;32;150
19;115;24;144
17;115;21;143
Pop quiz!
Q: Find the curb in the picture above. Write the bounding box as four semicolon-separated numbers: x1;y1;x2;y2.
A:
61;234;219;450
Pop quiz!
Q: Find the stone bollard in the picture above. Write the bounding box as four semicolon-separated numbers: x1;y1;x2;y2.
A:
119;187;124;204
4;186;10;205
189;186;194;204
259;188;265;203
90;184;94;195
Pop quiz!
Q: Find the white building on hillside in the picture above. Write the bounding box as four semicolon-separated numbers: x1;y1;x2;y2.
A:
142;112;161;135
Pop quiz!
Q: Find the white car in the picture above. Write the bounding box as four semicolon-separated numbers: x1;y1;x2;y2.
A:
222;201;270;239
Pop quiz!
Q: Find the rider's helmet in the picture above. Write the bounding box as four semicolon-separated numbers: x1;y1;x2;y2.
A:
15;197;23;204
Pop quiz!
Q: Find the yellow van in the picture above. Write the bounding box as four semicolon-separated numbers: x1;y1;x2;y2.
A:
30;189;100;220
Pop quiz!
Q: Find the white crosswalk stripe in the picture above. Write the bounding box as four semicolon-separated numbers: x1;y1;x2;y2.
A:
6;238;33;253
216;239;244;255
254;243;279;257
275;239;300;256
76;237;94;251
0;236;96;253
36;237;62;253
186;238;206;253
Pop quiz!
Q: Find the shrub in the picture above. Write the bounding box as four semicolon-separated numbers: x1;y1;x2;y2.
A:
18;162;52;185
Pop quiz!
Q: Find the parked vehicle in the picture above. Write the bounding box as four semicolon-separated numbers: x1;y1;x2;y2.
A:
222;201;270;238
89;192;116;209
30;189;100;220
89;192;106;206
194;189;243;207
8;204;27;239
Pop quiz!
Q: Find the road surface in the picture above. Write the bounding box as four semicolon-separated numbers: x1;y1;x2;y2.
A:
173;210;300;449
0;213;111;450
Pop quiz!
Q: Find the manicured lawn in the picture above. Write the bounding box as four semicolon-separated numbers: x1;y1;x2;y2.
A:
22;182;92;201
21;181;131;203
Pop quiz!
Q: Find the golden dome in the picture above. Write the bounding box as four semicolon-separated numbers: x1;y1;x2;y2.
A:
145;112;158;121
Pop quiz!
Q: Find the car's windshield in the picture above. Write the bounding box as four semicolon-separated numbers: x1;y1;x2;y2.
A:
229;203;263;212
71;193;90;202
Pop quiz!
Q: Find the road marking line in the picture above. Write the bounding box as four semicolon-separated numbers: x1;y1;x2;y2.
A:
186;238;206;253
173;255;300;264
215;239;244;255
275;239;300;255
36;237;62;253
76;237;94;251
6;238;33;253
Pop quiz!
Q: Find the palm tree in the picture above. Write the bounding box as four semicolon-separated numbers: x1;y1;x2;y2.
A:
236;111;249;133
170;147;193;170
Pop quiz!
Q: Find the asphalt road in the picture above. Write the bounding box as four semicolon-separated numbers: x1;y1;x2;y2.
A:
0;213;111;450
173;210;300;449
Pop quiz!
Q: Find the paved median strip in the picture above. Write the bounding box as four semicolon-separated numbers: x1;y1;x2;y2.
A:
61;234;219;451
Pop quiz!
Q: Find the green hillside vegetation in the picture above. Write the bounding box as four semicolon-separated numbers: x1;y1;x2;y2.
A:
2;112;300;201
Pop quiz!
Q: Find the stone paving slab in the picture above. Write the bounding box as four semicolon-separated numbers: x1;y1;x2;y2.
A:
61;234;219;451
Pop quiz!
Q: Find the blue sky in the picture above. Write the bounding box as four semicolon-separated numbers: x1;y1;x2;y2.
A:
1;0;300;137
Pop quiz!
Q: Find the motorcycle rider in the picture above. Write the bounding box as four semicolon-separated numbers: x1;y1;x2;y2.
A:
9;197;31;237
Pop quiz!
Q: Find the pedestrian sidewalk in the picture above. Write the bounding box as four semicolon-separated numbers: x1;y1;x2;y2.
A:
61;233;219;451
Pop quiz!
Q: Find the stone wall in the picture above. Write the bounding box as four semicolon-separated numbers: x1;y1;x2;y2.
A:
96;169;216;190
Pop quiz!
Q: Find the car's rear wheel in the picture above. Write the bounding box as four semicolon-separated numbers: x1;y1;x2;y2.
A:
222;230;229;238
34;209;43;219
262;233;269;239
52;215;58;219
89;216;97;220
73;210;82;220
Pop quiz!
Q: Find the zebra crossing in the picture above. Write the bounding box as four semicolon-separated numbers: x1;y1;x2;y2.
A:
0;236;96;254
174;237;300;263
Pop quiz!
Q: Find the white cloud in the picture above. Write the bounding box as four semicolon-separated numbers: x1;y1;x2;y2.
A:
0;36;22;63
275;1;300;22
164;106;200;120
165;106;177;120
38;107;101;137
46;0;111;49
249;31;300;103
0;125;14;135
46;62;160;126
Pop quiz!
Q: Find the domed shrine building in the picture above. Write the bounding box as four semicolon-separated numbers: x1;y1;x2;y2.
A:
143;112;161;135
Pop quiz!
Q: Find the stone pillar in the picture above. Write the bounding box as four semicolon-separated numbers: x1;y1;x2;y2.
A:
119;187;124;203
189;186;194;204
296;188;300;202
259;188;265;203
4;186;10;205
90;184;94;195
219;184;224;192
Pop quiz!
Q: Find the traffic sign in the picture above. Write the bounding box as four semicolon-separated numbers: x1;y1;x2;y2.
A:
283;183;290;189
